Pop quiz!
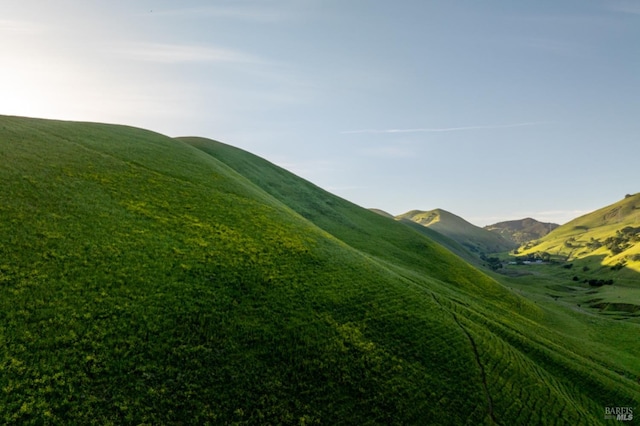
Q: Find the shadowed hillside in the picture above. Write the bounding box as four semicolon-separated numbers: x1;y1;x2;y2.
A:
0;116;638;425
396;208;516;255
368;208;394;219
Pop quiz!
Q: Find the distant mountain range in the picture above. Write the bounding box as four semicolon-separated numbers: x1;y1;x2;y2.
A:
369;212;559;257
484;218;559;245
372;196;640;277
371;210;560;257
396;209;516;255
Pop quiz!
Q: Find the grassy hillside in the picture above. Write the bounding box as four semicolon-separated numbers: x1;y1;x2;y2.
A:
368;208;394;219
397;208;516;254
180;138;510;296
517;194;640;274
511;195;640;323
1;116;638;424
396;218;483;267
484;218;559;245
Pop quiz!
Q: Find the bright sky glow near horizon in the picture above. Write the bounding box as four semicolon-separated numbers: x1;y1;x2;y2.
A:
2;0;639;226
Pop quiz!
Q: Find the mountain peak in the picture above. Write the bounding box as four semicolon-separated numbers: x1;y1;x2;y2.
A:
484;218;559;245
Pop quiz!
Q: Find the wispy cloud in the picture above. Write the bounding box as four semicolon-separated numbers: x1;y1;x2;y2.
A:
149;5;290;22
116;43;262;64
342;121;549;135
0;19;46;35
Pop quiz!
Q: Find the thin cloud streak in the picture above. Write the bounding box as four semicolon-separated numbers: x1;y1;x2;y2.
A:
149;6;290;22
342;121;550;134
0;19;46;35
116;43;262;64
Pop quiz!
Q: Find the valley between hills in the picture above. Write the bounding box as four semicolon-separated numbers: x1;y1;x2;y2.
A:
1;115;638;424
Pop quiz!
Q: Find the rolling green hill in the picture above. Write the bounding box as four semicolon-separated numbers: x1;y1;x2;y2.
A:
517;194;640;274
396;217;483;267
1;116;639;424
368;208;394;219
397;208;517;255
485;218;559;245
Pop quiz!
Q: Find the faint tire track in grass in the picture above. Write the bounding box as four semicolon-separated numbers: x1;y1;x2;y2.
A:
431;294;498;425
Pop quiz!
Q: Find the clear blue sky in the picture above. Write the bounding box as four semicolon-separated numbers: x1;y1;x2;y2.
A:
2;0;639;225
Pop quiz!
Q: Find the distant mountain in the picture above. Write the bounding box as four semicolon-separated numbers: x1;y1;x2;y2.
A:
517;194;640;273
484;218;559;245
396;208;516;254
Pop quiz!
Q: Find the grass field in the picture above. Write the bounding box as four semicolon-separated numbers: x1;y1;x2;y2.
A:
497;257;640;321
0;116;638;424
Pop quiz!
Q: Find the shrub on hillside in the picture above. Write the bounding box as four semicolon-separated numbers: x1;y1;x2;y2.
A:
611;262;626;271
585;278;614;287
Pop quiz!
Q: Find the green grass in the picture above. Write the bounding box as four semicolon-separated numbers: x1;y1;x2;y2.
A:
396;208;516;255
493;262;640;388
517;193;640;273
0;116;638;424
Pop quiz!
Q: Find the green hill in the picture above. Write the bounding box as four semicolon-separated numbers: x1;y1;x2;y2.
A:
1;116;639;424
368;208;395;219
395;218;483;267
517;194;640;274
485;218;559;245
397;208;517;254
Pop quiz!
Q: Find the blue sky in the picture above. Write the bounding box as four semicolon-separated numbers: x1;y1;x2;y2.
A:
2;0;639;225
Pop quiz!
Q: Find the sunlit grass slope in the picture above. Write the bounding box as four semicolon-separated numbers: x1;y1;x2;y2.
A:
396;208;516;254
0;116;638;424
180;138;515;300
518;194;640;274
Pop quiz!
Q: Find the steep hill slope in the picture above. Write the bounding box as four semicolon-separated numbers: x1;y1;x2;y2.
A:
1;116;638;424
518;194;640;274
182;137;640;423
368;208;394;219
180;138;507;293
396;217;482;267
397;208;516;254
371;209;496;268
485;218;559;245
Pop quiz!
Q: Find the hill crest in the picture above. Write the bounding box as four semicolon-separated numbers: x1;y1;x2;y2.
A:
485;217;559;245
397;208;516;254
